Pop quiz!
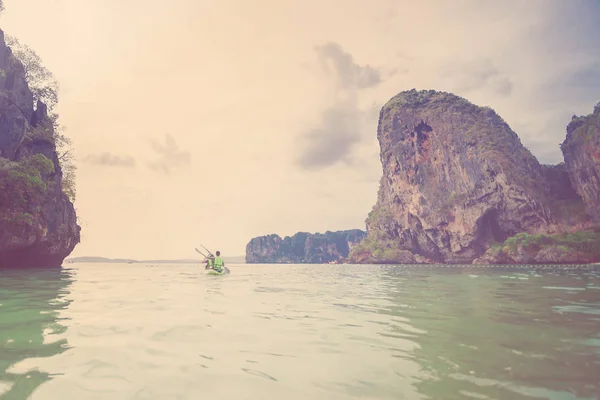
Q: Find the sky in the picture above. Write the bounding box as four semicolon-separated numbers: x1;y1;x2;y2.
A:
1;0;599;259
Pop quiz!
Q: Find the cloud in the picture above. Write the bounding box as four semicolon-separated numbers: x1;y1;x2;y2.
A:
83;152;136;167
296;42;386;170
296;100;361;169
441;58;513;96
147;133;191;174
540;60;600;108
314;42;382;90
364;101;382;123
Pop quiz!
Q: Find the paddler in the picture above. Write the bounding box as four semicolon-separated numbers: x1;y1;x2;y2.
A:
213;251;225;273
205;253;215;270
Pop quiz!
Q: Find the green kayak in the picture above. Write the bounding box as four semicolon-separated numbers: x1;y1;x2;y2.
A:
206;267;230;275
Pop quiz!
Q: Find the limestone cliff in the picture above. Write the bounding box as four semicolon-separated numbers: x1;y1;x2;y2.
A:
0;30;80;267
246;229;366;263
561;103;600;223
349;89;598;265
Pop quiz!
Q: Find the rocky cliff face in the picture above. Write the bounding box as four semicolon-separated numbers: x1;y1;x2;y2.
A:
246;229;366;263
349;89;598;264
0;30;80;268
561;103;600;223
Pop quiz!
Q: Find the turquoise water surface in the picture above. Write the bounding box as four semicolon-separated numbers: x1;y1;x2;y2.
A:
1;263;599;400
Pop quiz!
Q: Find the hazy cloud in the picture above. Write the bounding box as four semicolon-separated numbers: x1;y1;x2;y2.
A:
364;102;382;123
314;42;382;90
492;77;514;97
542;61;600;107
147;133;191;174
83;152;136;167
296;101;361;169
297;42;385;170
441;59;513;96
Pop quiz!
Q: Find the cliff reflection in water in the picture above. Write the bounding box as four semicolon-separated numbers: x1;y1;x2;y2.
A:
377;266;600;400
0;267;74;398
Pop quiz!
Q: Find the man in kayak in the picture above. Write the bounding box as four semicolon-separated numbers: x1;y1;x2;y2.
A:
212;251;225;273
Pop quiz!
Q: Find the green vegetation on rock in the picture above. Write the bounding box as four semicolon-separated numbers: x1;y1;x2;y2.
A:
563;103;600;144
0;154;54;228
348;237;414;264
5;34;77;202
483;230;600;264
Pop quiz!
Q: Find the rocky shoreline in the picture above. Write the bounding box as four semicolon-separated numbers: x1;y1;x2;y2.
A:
331;261;600;269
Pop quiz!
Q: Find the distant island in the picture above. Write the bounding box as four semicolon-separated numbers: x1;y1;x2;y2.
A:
246;89;600;265
245;229;366;264
66;256;246;264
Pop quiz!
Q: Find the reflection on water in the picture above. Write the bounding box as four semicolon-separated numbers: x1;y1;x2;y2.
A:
0;263;599;399
0;267;73;399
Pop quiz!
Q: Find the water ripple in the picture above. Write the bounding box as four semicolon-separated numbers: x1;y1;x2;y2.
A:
0;264;599;399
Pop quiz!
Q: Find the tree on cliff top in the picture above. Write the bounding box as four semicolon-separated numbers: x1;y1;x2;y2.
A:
4;34;77;202
5;35;59;111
